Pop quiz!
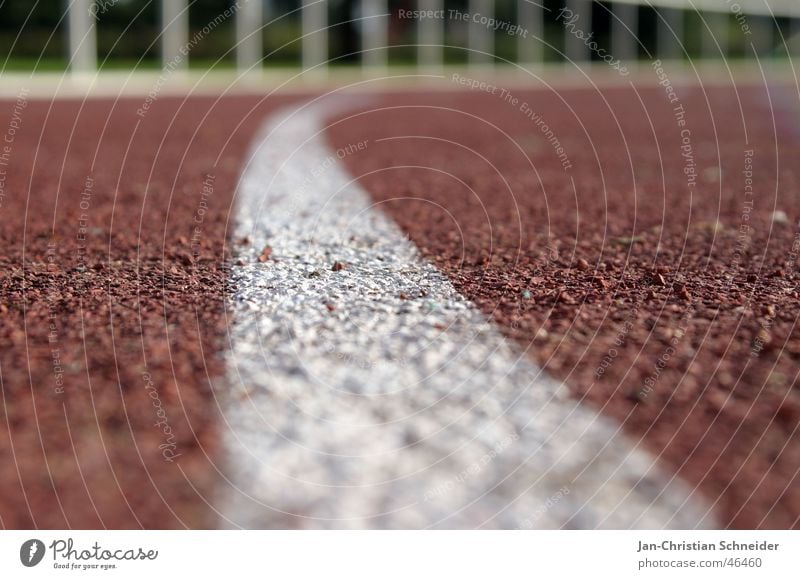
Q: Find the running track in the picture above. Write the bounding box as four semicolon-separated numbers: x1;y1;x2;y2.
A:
0;75;798;529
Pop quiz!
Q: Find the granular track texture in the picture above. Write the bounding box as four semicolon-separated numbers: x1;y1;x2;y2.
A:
0;94;289;528
327;83;800;529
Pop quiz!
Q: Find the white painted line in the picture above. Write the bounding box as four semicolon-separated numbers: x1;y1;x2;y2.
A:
217;97;717;529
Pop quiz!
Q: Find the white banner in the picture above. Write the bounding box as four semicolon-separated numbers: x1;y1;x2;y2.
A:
1;531;798;577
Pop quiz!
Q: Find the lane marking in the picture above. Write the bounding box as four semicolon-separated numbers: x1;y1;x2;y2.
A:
218;97;716;529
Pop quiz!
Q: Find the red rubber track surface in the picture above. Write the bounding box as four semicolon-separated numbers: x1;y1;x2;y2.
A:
0;95;292;528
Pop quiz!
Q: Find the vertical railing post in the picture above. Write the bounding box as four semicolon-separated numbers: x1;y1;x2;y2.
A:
611;2;638;64
748;15;774;58
564;0;591;63
418;0;444;72
302;0;328;73
518;0;543;65
68;0;97;73
361;0;388;71
790;18;800;58
701;12;729;59
468;0;493;68
236;0;263;73
161;0;189;69
658;7;684;60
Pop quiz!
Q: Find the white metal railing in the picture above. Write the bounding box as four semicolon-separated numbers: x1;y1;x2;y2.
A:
66;0;799;74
